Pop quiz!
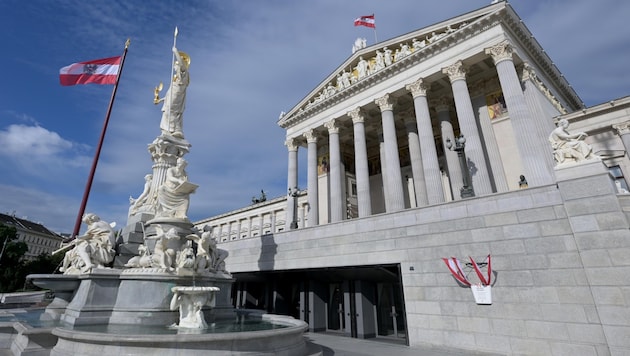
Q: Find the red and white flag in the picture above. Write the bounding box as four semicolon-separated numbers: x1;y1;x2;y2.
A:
354;14;375;28
59;56;121;86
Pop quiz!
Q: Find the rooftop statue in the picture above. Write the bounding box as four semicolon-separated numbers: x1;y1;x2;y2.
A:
549;118;596;164
352;37;366;54
154;42;190;139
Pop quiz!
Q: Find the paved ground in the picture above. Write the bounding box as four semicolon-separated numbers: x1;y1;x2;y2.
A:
305;332;502;356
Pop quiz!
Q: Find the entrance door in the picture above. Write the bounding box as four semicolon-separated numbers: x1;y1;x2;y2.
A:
327;283;345;332
376;283;406;339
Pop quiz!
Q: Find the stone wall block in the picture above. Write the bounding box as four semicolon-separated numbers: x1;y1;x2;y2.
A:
524;236;571;254
516;206;558;223
539;219;572;236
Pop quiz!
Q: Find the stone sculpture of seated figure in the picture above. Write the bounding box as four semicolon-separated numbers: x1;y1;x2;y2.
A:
549;118;595;164
59;213;115;274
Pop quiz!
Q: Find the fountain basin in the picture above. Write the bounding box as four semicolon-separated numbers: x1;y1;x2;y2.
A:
51;312;313;356
28;274;80;292
27;274;80;322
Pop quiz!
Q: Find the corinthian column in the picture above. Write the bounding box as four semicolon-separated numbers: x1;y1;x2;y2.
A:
613;121;630;155
406;78;445;204
375;94;405;212
404;116;428;206
348;107;372;217
435;99;460;200
285;138;299;229
521;63;557;176
486;41;554;186
304;129;319;226
443;61;493;195
325;119;344;222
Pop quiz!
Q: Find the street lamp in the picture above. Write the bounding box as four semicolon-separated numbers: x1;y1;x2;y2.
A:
288;187;299;229
446;134;475;199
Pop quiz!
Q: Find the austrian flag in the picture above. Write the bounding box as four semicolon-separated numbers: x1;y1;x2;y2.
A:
59;56;121;86
354;14;375;28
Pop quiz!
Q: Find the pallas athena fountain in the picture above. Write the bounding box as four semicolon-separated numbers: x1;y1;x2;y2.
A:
8;35;317;356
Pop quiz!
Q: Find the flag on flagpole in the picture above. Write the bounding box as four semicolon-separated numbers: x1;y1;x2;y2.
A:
59;56;121;86
354;14;375;28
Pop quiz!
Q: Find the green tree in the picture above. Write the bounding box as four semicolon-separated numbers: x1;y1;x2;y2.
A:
0;224;29;292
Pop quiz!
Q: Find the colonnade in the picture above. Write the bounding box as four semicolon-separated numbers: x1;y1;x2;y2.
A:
285;40;556;227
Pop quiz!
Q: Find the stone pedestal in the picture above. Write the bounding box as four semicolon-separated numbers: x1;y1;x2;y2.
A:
61;269;121;326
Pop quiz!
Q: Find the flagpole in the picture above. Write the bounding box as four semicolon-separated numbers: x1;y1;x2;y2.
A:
70;38;131;240
372;14;378;43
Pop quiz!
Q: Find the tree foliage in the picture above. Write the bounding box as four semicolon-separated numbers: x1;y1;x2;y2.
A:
0;224;63;292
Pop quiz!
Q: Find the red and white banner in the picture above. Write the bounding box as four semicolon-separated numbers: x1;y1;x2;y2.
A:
442;255;492;286
59;56;121;86
354;14;375;28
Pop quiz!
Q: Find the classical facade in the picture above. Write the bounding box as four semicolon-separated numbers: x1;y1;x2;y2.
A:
0;213;63;260
195;3;630;355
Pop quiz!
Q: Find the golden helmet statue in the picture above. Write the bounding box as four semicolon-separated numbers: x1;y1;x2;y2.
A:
178;51;191;68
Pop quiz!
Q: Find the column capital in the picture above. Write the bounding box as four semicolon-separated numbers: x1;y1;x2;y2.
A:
285;137;299;151
375;93;395;112
405;78;430;98
348;107;366;124
303;129;318;143
520;62;538;82
485;40;515;65
613;121;630;136
442;61;467;83
324;119;340;134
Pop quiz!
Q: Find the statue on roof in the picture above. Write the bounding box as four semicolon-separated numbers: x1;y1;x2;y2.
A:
352;37;367;54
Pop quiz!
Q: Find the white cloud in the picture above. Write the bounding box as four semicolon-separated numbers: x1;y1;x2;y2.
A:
0;124;73;157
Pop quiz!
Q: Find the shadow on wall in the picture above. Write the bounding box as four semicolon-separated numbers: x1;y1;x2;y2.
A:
258;234;277;271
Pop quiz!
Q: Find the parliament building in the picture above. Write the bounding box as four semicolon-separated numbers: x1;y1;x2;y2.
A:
195;2;630;355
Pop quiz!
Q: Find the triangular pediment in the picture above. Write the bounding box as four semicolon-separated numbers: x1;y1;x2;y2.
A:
278;2;509;127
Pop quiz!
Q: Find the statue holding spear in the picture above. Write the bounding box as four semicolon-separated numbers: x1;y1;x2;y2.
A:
155;27;190;139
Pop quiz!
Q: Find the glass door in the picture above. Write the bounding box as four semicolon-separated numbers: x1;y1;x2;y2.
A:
376;283;406;339
327;283;345;331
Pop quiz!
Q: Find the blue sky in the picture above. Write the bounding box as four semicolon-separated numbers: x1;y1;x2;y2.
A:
0;0;628;234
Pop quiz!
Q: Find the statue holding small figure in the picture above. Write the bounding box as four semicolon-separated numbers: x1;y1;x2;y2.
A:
155;44;190;139
549;118;596;164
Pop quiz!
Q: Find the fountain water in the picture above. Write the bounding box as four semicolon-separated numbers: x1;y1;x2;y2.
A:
4;33;319;355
